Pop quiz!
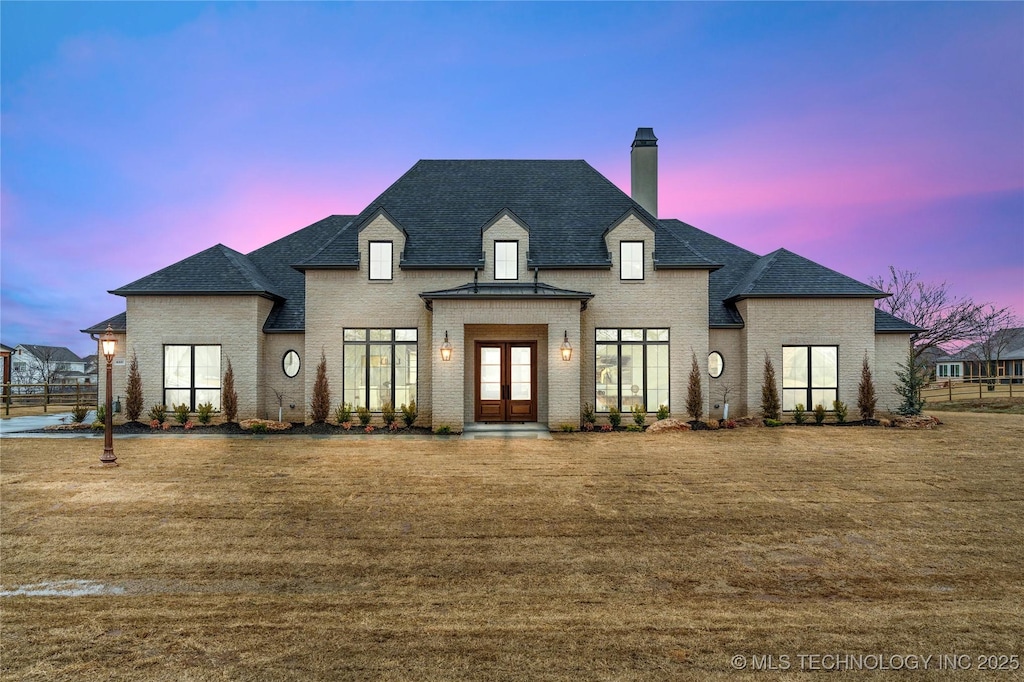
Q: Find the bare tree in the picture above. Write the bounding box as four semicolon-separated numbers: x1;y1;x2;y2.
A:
967;306;1021;386
13;346;72;388
870;266;997;359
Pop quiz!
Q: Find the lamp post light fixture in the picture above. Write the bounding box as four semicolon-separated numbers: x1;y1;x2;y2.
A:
439;331;453;362
560;330;573;362
100;325;117;467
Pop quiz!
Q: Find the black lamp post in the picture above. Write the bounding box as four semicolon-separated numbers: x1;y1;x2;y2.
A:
100;325;117;467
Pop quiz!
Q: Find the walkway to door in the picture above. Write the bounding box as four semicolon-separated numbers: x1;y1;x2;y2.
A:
461;422;552;440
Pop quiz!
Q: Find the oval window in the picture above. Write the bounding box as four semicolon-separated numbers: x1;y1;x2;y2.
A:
283;350;301;378
708;351;724;378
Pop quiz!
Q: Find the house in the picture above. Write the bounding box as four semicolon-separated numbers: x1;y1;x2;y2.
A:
934;327;1024;384
83;129;920;429
10;344;89;389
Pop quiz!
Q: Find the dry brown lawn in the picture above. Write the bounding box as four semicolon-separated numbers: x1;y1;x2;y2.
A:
2;413;1022;680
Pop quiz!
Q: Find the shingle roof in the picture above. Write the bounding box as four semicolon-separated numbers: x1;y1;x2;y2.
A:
246;215;354;331
937;327;1024;361
726;248;885;301
81;311;127;334
18;345;83;363
298;160;715;270
874;308;924;334
111;244;284;299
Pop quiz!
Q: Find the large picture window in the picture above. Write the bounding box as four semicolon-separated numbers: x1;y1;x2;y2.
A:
595;328;669;413
164;345;221;411
494;241;518;280
369;241;393;280
782;345;838;411
620;241;644;280
343;328;417;411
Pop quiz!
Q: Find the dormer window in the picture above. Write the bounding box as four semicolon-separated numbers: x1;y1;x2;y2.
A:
494;241;518;280
620;241;643;280
369;241;393;280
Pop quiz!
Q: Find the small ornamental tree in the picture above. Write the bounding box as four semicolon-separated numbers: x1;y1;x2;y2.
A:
125;351;144;422
761;353;781;421
685;351;704;422
894;342;927;416
222;359;238;423
310;351;331;423
858;354;877;420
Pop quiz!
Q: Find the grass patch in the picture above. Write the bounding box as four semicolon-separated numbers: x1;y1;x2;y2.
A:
923;397;1024;414
2;413;1023;679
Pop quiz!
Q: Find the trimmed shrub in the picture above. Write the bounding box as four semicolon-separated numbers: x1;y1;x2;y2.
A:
560;423;576;432
125;351;144;422
310;351;331;423
172;403;191;424
626;424;643;432
833;400;848;424
631;403;646;427
793;403;806;425
435;424;452;435
704;419;720;430
222;359;238;423
581;402;597;426
357;405;372;426
761;353;781;421
335;402;352;425
764;418;783;427
381;401;396;427
686;352;704;421
858;354;878;421
813;404;827;425
196;402;214;425
401;400;417;427
148;404;167;424
608;406;621;428
656;404;670;421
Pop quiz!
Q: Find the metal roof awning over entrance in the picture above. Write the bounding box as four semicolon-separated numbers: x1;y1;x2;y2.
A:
419;282;595;311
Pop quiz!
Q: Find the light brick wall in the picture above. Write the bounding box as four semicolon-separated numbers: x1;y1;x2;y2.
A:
429;301;580;431
480;214;529;283
123;295;271;419
709;328;745;418
261;333;306;421
875;333;912;414
737;298;876;416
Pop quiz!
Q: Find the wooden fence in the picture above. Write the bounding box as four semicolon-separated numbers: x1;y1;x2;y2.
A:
922;379;1018;403
2;383;98;416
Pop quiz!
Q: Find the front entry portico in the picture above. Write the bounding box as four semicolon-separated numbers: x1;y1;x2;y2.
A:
422;284;591;432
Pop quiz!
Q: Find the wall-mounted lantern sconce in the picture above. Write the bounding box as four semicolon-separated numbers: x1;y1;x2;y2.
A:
440;331;453;362
560;330;573;362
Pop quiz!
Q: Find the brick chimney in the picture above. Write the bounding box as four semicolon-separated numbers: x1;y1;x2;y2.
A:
630;127;658;218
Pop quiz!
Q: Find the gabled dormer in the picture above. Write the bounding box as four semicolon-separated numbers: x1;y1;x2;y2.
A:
604;209;657;281
480;209;530;283
357;207;408;282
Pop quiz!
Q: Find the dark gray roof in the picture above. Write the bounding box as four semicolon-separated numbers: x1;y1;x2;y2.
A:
81;311;127;334
298;160;715;270
111;244;284;300
660;219;759;327
874;308;924;334
18;344;83;363
247;215;354;331
726;248;885;301
420;282;595;309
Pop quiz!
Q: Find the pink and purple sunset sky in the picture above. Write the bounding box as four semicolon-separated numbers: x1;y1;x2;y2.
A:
2;2;1022;356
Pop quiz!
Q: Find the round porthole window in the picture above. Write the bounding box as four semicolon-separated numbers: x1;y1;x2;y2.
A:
708;351;724;378
283;350;301;378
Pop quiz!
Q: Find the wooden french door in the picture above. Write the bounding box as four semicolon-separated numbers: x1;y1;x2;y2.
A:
474;341;537;422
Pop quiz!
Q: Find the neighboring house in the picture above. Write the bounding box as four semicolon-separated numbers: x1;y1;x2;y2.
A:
934;327;1024;384
83;129;920;429
81;355;99;386
11;344;88;390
